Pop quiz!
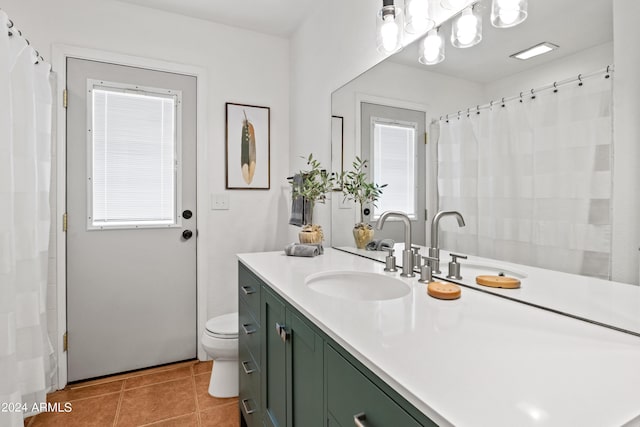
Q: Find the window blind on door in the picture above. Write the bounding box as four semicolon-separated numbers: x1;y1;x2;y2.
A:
372;121;417;219
90;88;177;228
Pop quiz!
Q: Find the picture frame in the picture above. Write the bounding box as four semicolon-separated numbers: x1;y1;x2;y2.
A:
331;115;344;191
225;102;271;189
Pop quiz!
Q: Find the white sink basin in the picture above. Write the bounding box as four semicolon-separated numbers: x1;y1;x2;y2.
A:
305;271;411;301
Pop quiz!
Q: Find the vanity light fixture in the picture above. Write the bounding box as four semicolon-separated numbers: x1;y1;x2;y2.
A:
491;0;528;28
510;42;558;60
419;28;445;65
451;4;482;48
405;0;435;34
376;0;404;54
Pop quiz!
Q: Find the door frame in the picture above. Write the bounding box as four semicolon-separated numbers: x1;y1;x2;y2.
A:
353;93;431;241
52;44;209;388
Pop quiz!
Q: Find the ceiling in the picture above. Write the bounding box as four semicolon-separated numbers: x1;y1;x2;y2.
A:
390;0;613;83
114;0;317;37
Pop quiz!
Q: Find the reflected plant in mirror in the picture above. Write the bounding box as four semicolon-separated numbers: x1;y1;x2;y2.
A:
289;154;336;244
339;157;387;249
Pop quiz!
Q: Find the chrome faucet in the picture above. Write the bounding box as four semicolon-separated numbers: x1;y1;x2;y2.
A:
375;211;415;277
428;211;466;274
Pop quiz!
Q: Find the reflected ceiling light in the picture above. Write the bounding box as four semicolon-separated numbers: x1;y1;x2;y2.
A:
451;5;482;48
405;0;435;34
510;42;558;60
441;0;468;11
376;0;404;54
491;0;528;28
419;28;445;65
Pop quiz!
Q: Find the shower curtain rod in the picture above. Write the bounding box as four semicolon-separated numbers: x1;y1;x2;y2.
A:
2;9;46;65
434;65;614;123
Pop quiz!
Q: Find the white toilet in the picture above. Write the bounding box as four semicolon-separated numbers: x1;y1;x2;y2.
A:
201;312;239;398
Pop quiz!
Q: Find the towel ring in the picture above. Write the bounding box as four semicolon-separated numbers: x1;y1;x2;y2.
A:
530;88;536;99
501;97;505;107
553;82;558;93
519;92;523;103
578;74;583;86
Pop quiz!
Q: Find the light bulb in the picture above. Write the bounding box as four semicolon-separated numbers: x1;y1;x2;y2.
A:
419;29;444;65
497;0;519;25
423;34;442;62
456;9;478;45
407;0;432;33
381;15;400;51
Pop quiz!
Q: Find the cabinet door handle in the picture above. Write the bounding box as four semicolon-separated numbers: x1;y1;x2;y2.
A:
241;360;255;374
241;285;255;295
353;413;370;427
275;322;289;343
242;323;256;335
241;398;256;415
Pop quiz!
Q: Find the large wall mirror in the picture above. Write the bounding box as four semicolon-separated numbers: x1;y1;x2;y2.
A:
330;0;640;336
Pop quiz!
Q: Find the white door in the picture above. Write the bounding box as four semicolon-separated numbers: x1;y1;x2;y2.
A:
66;58;197;381
361;102;427;245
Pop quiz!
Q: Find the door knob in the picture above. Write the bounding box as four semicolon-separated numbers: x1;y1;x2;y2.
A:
182;230;193;240
182;210;193;219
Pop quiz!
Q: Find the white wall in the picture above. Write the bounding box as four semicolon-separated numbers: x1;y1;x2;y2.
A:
3;0;290;387
612;0;640;284
331;60;485;246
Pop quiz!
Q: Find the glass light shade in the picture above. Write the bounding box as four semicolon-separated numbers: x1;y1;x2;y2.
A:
419;29;445;65
451;6;482;48
376;5;404;54
491;0;528;28
405;0;435;34
440;0;468;11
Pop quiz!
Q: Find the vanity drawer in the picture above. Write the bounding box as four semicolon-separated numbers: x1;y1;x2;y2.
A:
239;263;262;320
239;340;261;410
239;298;260;368
326;345;423;427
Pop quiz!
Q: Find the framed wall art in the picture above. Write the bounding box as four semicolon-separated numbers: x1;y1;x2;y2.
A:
225;102;270;189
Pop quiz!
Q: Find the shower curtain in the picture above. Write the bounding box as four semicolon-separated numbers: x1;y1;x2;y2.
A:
0;11;54;426
437;74;613;278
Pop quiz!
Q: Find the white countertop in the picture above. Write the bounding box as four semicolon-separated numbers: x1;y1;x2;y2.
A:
238;249;640;427
337;244;640;337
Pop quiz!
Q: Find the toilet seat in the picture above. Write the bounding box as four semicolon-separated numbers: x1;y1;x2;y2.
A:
205;313;238;339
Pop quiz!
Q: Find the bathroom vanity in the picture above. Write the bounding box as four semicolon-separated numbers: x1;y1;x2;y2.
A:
238;249;640;427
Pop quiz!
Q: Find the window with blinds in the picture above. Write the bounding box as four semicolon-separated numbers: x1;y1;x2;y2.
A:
88;82;180;229
372;120;418;219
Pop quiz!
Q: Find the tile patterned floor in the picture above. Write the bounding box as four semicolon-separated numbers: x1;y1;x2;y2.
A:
23;360;240;427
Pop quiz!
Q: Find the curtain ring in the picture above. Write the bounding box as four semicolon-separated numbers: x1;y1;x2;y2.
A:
530;88;536;99
578;74;583;86
501;97;505;107
553;82;558;93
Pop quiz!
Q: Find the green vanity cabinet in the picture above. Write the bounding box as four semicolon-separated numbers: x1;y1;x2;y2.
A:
262;286;324;427
238;261;436;427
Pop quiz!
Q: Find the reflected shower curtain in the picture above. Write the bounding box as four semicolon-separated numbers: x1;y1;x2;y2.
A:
437;75;613;278
0;11;54;427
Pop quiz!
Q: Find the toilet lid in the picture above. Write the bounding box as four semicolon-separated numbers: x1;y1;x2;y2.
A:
205;313;238;338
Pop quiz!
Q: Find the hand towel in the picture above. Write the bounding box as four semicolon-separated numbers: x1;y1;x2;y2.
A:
365;238;396;251
284;242;321;257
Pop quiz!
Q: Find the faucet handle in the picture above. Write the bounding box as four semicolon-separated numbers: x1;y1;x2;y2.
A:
421;255;439;267
384;247;395;256
450;253;468;263
384;247;398;272
411;245;421;254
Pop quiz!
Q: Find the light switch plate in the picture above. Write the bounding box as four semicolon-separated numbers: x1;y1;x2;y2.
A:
211;194;230;210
